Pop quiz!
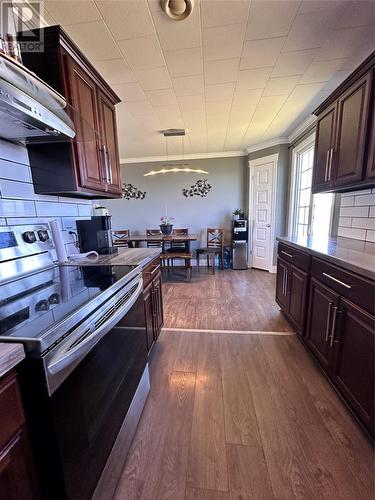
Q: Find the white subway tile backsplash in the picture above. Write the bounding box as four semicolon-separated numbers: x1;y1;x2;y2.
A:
0;179;58;201
337;226;366;240
5;217;58;226
340;206;369;218
354;193;375;206
0;140;29;165
60;217;89;230
351;218;375;230
0;160;31;182
78;204;92;216
337;188;375;243
0;199;36;217
0;218;6;225
36;201;79;217
58;196;92;205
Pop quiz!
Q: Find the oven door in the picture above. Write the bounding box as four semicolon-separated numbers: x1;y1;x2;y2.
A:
43;275;148;500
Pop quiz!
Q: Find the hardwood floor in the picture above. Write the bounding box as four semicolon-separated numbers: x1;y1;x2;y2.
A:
162;269;293;332
114;331;373;500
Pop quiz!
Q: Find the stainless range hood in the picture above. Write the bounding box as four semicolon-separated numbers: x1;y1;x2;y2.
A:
0;53;75;143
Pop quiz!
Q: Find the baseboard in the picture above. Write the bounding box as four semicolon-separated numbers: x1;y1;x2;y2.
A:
269;265;277;274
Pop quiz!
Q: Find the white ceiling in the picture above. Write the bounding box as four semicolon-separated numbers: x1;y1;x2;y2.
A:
41;0;375;160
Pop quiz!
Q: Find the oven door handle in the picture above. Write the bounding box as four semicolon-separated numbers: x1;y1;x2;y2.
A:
46;277;143;380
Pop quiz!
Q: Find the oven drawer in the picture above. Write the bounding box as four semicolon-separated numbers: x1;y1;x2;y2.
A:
277;242;310;272
0;371;25;451
311;257;375;313
142;256;161;288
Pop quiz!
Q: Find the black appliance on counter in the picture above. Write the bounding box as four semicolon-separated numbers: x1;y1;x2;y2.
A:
232;219;248;270
77;216;118;255
0;225;149;500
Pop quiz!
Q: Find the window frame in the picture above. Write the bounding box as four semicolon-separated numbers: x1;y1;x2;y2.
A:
288;134;316;238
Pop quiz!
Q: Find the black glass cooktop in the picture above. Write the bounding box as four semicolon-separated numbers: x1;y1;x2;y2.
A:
0;264;138;346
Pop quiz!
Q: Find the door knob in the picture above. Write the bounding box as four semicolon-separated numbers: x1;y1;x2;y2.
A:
266;224;271;227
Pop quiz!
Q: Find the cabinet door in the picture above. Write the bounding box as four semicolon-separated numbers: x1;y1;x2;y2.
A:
312;103;336;193
0;431;38;500
276;258;290;312
65;57;105;192
152;273;164;339
332;70;372;187
365;97;375;180
306;278;339;372
288;265;308;335
97;90;122;196
143;282;155;351
332;299;374;434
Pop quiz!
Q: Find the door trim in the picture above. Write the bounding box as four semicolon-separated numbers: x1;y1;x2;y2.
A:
248;153;278;271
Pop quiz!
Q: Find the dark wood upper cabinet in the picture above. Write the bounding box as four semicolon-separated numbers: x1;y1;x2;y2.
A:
365;96;375;180
312;103;336;192
312;52;374;193
332;299;374;435
20;25;122;198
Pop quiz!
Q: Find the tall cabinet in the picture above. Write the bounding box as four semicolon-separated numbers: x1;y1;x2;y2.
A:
21;26;122;198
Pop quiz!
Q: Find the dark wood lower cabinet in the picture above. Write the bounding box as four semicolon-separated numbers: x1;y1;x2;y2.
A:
332;299;374;434
275;257;290;312
0;371;38;499
143;258;164;352
305;278;340;373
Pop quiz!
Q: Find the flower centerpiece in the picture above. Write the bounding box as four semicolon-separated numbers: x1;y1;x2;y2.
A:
160;215;174;235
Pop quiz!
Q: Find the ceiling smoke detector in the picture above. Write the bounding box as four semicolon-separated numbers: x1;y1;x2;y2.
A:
161;0;194;21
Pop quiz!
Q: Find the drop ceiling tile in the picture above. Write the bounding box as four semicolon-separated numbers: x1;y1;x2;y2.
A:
232;88;262;107
283;12;332;52
165;47;203;77
135;113;162;132
252;95;288;122
172;75;204;96
240;37;286;70
118;35;165;70
299;0;344;14
205;100;232;117
146;89;178;106
315;26;374;61
263;75;301;96
96;0;155;40
177;95;205;111
236;67;273;90
201;0;250;28
205;82;235;101
125;101;155;116
134;67;172;90
245;0;300;40
152;8;201;51
147;0;162;12
64;21;121;61
44;0;100;25
111;83;147;102
333;0;375;29
204;59;240;85
300;58;349;84
288;82;327;101
272;49;318;77
94;59;137;84
203;24;246;61
229;104;257;122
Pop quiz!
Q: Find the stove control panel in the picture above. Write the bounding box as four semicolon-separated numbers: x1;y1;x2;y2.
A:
23;230;37;243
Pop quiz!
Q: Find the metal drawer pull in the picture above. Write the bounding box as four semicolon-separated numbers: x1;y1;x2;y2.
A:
281;250;293;258
283;268;286;295
328;148;334;181
325;302;332;342
324;150;330;182
322;272;352;289
145;264;160;275
330;306;338;348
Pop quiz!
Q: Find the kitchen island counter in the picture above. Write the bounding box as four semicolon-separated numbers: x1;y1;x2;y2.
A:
64;247;161;268
0;343;25;378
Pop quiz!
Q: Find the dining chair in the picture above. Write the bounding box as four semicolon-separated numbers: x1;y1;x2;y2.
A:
112;229;130;247
146;229;163;248
196;228;225;274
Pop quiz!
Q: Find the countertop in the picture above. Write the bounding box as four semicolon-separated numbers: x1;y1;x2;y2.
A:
277;235;375;280
0;343;25;378
65;247;161;268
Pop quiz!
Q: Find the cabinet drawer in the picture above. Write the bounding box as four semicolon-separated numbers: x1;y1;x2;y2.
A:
277;243;310;272
311;257;375;313
142;256;161;288
0;371;25;451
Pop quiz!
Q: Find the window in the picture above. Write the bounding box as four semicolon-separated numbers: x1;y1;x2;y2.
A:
289;135;334;239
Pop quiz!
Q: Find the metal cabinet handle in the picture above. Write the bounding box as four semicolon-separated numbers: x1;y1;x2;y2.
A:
106;146;113;185
282;268;286;295
330;306;338;347
145;264;160;276
285;269;288;294
327;148;334;181
325;302;332;342
322;272;351;289
102;144;110;184
281;250;293;259
324;150;330;182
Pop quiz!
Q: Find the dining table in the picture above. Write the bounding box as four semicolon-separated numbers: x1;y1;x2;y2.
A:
114;234;199;252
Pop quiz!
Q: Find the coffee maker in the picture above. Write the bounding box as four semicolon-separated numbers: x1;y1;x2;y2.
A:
77;216;118;255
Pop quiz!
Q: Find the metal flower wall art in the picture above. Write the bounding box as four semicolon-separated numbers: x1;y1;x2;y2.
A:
121;183;146;200
182;179;212;198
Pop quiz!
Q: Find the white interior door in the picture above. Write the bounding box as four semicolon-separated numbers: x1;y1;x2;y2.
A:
251;160;275;271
